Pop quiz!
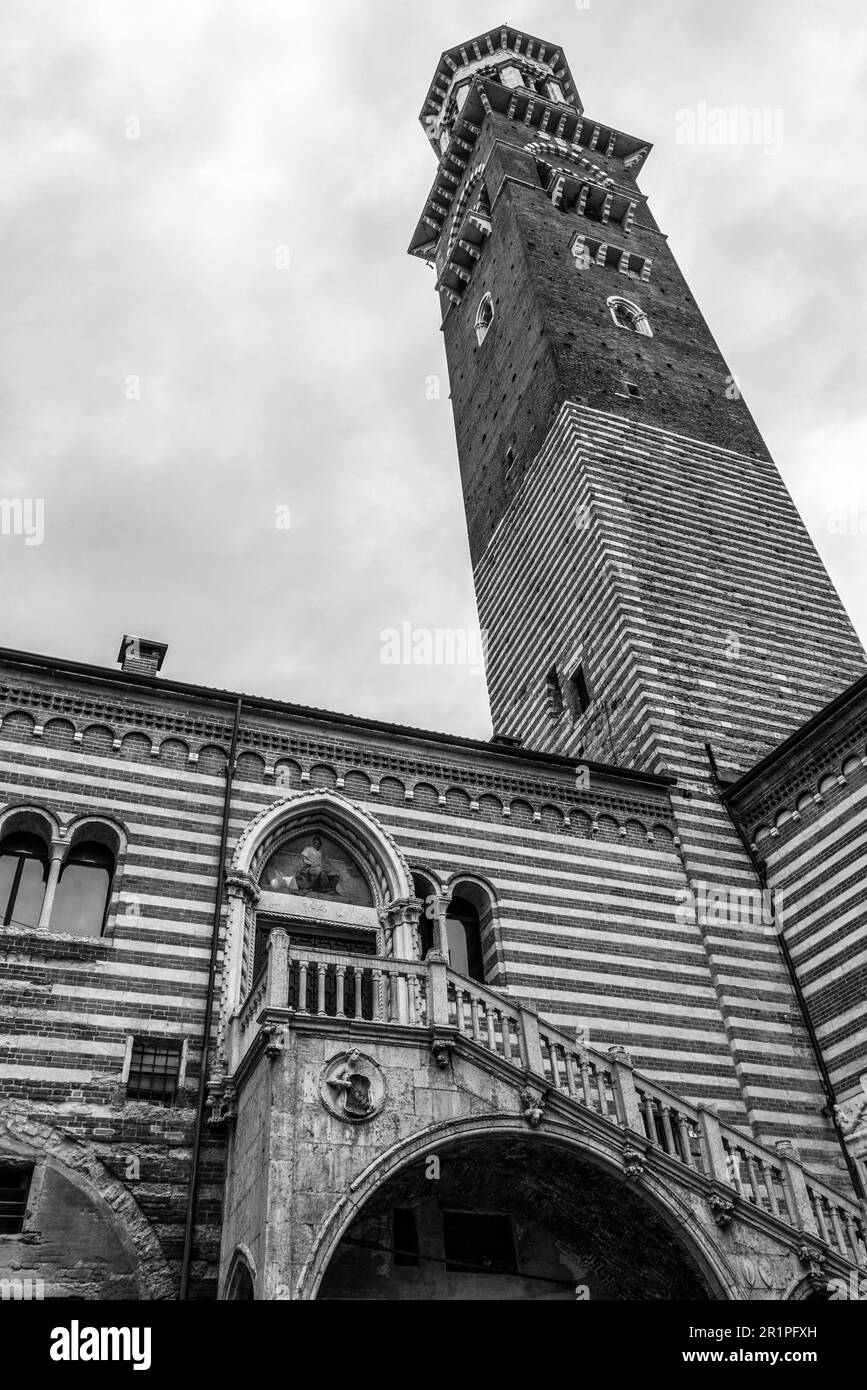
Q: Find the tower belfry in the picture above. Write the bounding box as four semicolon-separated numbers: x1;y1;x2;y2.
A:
410;24;865;781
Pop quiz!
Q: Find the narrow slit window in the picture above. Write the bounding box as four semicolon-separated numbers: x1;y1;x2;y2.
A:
569;666;593;716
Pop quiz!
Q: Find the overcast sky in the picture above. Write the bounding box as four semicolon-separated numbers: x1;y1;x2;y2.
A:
2;0;866;741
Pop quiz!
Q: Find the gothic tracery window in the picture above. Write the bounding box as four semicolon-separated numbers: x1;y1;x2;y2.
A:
607;295;653;336
475;293;494;345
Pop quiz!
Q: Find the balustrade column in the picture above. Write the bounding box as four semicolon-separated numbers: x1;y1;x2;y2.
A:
676;1112;695;1168
372;967;384;1022
336;965;346;1019
297;962;308;1015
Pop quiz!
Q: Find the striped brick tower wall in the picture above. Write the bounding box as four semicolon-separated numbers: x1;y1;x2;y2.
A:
727;676;867;1190
412;29;867;1183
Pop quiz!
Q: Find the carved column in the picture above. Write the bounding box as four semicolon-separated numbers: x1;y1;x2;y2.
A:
378;897;424;1025
221;871;261;1075
421;891;453;960
37;839;70;932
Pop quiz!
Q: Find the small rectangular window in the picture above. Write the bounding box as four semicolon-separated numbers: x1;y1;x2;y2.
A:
126;1038;182;1105
0;1162;34;1234
393;1208;420;1268
443;1212;517;1275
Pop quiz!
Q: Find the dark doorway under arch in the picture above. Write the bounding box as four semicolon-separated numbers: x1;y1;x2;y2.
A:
317;1133;716;1301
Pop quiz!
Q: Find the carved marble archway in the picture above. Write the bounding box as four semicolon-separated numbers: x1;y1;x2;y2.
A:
294;1115;744;1302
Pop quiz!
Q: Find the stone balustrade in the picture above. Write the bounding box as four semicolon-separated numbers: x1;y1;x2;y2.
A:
230;931;867;1269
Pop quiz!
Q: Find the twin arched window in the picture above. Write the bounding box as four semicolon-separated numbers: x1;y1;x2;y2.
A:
0;825;116;937
607;296;653;336
475;294;494;345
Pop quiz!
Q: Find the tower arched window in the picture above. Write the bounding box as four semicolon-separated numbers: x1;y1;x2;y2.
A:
607;296;653;337
52;841;115;937
475;293;494;345
0;832;49;929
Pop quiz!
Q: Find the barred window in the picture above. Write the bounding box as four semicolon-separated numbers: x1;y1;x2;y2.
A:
126;1038;182;1105
0;1162;34;1234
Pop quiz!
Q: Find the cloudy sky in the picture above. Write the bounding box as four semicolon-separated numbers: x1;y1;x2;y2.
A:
2;0;866;741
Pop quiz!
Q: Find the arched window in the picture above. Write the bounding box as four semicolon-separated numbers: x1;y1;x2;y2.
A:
0;833;49;929
51;840;114;937
412;870;439;959
607;296;652;336
227;1263;255;1300
444;894;485;983
475;294;494;346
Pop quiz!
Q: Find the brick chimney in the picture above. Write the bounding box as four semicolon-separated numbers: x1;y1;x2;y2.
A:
117;635;168;677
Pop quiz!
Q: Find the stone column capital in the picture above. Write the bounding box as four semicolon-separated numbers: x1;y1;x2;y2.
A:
224;870;261;906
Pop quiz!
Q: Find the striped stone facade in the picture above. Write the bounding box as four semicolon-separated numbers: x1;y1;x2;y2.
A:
727;675;867;1193
1;24;865;1301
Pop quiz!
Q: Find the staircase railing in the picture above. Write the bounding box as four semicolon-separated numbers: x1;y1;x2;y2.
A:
229;930;867;1268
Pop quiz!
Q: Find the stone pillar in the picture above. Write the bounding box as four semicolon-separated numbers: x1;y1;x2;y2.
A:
518;1005;545;1077
222;871;261;1074
608;1046;643;1131
697;1104;728;1182
775;1140;820;1235
266;926;290;1008
426;952;449;1027
37;839;69;932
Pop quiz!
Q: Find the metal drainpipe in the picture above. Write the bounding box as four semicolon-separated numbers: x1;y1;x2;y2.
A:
179;696;243;1299
704;743;864;1200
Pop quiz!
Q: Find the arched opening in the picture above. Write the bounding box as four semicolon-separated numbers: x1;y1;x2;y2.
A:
446;877;499;983
316;1133;717;1301
0;832;49;928
411;870;439;958
226;1261;255;1300
52;841;114;937
444;894;485;982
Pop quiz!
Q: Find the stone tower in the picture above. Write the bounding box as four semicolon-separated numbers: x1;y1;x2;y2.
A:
409;24;866;782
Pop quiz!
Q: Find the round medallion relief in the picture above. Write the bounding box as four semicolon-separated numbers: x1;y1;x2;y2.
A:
320;1049;386;1123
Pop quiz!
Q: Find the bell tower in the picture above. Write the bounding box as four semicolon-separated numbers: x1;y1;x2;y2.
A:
410;25;866;780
